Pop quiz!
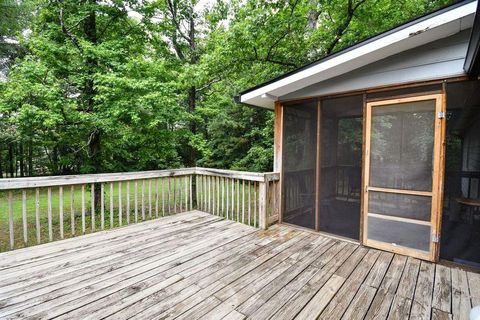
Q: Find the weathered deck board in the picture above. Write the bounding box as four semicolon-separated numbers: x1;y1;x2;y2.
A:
0;210;478;320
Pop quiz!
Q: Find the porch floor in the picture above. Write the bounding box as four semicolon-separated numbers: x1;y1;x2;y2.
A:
0;211;478;320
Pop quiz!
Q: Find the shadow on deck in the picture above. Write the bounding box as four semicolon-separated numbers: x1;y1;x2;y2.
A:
0;210;478;320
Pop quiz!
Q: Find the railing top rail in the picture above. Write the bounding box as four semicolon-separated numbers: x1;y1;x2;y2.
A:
0;168;196;190
194;167;279;182
0;167;280;190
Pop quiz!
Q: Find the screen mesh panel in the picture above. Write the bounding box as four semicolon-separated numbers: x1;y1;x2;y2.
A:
282;101;317;229
440;80;480;267
370;100;436;191
319;95;363;239
368;192;431;221
367;217;430;251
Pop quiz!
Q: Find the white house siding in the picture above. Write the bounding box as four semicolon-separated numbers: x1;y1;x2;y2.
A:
281;29;472;100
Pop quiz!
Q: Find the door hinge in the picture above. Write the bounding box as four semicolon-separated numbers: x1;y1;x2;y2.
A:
437;111;445;119
431;233;439;243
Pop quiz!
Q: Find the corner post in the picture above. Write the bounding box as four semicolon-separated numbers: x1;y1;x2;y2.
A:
273;101;283;224
259;177;268;230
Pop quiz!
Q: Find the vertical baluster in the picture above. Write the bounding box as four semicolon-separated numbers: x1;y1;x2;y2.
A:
179;177;183;212
8;191;14;249
195;175;199;210
226;178;230;219
178;177;182;213
212;176;215;214
148;179;152;218
254;182;257;227
36;188;41;243
179;176;182;212
155;179;159;217
109;183;114;228
237;179;240;222
168;178;171;214
69;186;74;237
59;187;63;239
216;176;220;216
210;176;217;215
118;182;122;226
216;177;219;215
162;178;165;216
141;180;145;220
199;175;203;211
126;181;130;224
272;181;277;221
82;185;86;234
47;187;52;241
202;175;206;211
91;183;95;232
231;179;235;220
100;183;105;230
189;175;193;211
221;177;225;217
173;177;177;214
248;181;251;226
202;176;208;211
134;180;138;223
185;176;188;212
242;180;245;224
209;176;213;214
22;190;28;244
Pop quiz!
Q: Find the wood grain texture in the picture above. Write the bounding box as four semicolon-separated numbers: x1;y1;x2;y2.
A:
0;211;475;320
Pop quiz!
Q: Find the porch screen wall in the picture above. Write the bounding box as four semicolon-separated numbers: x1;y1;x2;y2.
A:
441;80;480;267
319;95;363;239
282;101;317;229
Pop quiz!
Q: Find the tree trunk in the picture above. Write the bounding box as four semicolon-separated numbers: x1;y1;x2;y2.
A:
0;149;3;178
187;12;197;168
8;143;14;177
308;0;320;30
84;0;102;209
19;141;24;177
187;86;197;167
28;139;33;176
52;145;59;174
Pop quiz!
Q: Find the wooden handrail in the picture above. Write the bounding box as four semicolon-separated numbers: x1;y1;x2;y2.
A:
0;167;279;190
0;169;196;190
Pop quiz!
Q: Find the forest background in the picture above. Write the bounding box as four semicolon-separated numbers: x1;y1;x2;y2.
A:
0;0;453;177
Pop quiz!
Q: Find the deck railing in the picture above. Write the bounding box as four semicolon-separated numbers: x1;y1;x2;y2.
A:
0;168;279;252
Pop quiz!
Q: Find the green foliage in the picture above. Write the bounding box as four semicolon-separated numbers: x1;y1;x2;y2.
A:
0;0;454;176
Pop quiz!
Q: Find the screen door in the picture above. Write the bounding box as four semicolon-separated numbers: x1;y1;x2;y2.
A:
363;94;444;261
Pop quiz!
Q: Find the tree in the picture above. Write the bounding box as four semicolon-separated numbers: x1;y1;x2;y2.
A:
0;0;455;177
0;0;185;177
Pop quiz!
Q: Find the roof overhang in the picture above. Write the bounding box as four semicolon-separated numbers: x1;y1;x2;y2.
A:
237;0;478;109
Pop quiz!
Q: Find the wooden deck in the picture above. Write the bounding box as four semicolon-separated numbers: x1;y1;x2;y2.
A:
0;211;478;320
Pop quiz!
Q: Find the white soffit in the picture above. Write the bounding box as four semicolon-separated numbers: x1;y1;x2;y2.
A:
240;0;477;109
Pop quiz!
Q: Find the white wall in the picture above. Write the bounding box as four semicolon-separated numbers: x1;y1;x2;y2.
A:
281;29;471;100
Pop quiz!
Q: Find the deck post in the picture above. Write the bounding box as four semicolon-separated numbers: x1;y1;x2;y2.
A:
259;179;268;230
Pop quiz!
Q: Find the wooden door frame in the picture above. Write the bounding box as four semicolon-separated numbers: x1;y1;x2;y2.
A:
361;93;445;262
